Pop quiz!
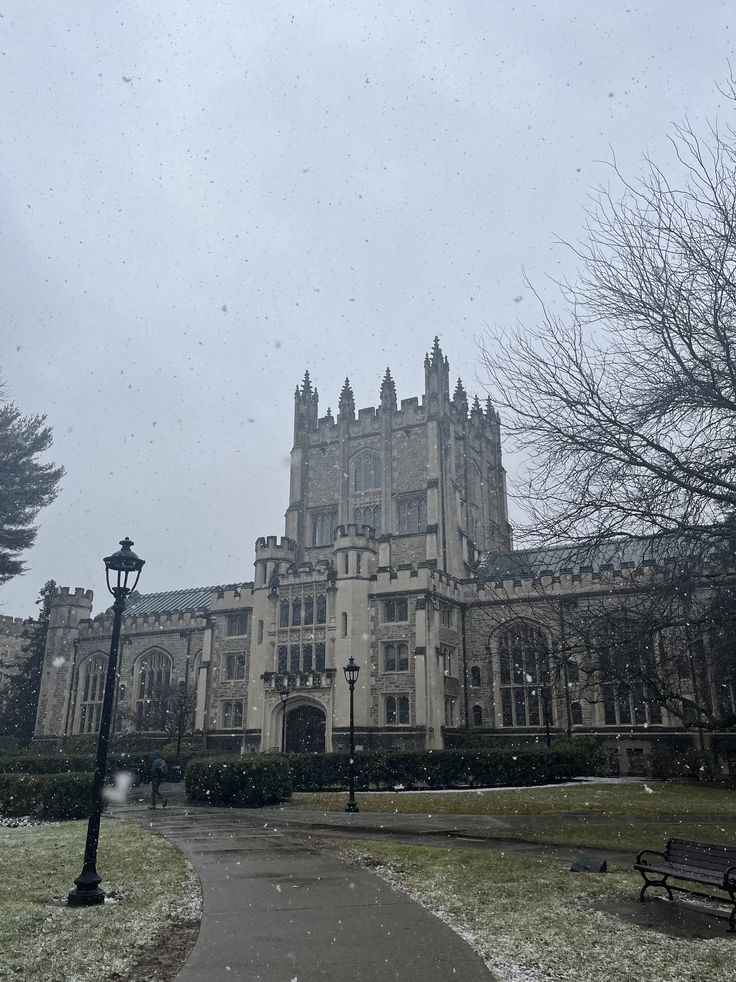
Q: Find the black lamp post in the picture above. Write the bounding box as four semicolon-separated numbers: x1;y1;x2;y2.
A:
68;537;144;907
279;682;290;754
343;656;360;813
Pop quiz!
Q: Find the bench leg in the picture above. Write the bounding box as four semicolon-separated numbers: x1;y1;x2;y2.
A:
638;873;672;903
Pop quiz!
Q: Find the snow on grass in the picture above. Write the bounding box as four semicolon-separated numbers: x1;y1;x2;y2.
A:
342;842;734;982
0;818;201;982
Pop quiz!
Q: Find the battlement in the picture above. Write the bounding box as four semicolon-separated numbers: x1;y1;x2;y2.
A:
0;615;27;634
53;587;94;604
255;535;297;554
277;559;334;588
210;584;254;610
334;523;377;546
78;606;210;638
374;565;428;591
474;560;649;601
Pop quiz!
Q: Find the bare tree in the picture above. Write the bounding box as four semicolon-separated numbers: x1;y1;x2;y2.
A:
481;84;736;552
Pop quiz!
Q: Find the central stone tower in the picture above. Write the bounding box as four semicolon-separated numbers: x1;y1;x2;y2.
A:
284;338;511;576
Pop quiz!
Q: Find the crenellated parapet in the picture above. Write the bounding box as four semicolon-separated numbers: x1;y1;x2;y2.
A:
209;583;254;611
333;523;377;549
0;615;27;636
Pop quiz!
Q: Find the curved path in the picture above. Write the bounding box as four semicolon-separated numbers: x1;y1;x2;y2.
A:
113;786;495;982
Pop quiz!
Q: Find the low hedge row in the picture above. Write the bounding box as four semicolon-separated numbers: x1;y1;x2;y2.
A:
0;753;152;783
185;756;292;807
184;745;595;806
0;772;96;820
286;747;594;791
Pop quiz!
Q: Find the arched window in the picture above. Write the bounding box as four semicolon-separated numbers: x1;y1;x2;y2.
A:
135;649;172;732
497;622;552;728
354;453;382;492
77;655;107;734
597;619;661;725
472;705;483;727
470;665;482;687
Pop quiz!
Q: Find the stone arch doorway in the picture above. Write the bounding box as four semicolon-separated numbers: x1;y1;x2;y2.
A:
285;704;326;753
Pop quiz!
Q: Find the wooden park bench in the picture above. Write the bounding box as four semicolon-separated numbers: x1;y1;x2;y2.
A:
634;837;736;931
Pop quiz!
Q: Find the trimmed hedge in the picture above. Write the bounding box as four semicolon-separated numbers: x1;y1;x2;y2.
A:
0;771;96;820
0;753;151;784
287;746;596;792
185;755;292;807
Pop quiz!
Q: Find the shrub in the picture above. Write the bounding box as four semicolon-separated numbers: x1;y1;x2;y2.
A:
185;755;292;807
651;745;723;782
0;752;150;786
0;771;96;820
285;746;594;792
0;735;18;755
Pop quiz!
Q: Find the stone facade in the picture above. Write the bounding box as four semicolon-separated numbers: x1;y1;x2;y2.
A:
31;340;730;774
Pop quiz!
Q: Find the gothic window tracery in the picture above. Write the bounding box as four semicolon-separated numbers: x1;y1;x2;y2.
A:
597;619;662;726
135;648;173;732
354;453;382;492
496;622;553;728
77;654;107;734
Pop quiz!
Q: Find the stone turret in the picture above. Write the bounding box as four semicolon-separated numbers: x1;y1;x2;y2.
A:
35;587;94;739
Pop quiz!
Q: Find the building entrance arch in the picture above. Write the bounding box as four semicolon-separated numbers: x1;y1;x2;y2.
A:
285;704;326;753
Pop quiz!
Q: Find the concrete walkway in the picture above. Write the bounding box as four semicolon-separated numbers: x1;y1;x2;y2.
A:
113;787;495;982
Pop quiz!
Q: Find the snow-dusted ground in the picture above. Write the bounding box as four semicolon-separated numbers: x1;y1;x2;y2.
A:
367;776;646;794
348;843;734;982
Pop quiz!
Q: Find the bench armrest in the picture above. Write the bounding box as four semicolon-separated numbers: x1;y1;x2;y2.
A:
725;866;736;890
635;849;667;866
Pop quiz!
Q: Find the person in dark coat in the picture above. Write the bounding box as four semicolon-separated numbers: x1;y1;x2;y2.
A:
149;750;168;809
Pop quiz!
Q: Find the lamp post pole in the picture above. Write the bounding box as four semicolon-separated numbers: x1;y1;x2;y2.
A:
279;683;289;754
343;656;360;813
68;538;144;908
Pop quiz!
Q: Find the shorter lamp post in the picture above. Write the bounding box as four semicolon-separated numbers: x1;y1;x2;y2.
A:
279;682;290;754
68;537;144;907
343;656;360;813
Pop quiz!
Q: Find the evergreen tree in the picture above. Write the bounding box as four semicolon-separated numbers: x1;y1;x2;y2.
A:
0;580;56;746
0;396;64;584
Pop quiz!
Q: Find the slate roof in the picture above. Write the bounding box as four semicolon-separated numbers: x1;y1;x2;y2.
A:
476;536;715;582
122;584;246;617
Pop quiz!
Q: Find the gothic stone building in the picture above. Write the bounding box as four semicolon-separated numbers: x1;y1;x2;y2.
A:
33;340;729;774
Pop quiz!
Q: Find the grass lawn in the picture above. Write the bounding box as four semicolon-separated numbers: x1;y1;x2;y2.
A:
292;780;734;818
341;840;735;982
0;817;200;982
475;818;736;854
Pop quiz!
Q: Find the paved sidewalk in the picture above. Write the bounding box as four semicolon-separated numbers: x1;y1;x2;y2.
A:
113;788;495;982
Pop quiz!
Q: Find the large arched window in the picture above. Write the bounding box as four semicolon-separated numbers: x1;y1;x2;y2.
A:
77;655;107;734
597;619;662;726
496;622;553;728
135;648;173;732
354;453;382;492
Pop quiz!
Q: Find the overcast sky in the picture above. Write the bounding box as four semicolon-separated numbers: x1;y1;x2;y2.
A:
1;2;734;617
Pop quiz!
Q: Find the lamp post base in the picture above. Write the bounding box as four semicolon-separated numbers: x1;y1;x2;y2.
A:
68;868;105;907
67;886;106;907
344;800;360;813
